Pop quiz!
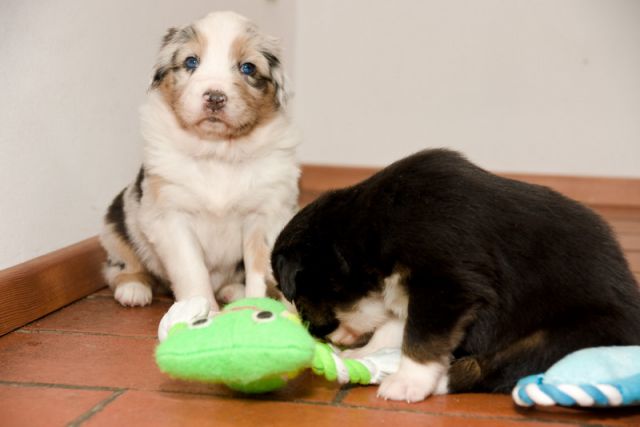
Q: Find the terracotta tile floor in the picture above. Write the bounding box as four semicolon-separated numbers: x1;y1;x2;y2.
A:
1;204;639;426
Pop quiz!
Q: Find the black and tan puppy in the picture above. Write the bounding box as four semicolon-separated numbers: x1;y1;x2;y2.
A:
271;149;640;402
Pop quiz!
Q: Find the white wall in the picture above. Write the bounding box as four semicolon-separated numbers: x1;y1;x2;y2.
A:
2;0;639;269
0;0;296;269
293;0;640;177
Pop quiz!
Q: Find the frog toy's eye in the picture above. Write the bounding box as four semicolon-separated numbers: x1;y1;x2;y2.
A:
252;310;275;323
189;317;212;329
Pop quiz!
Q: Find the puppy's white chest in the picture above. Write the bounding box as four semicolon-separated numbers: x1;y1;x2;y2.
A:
194;167;248;214
161;162;264;216
192;214;244;269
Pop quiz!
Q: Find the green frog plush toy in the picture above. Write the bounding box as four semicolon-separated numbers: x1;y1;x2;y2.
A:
155;297;401;393
156;297;640;407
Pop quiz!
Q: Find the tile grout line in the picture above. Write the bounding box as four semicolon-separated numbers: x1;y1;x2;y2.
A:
15;328;158;340
0;376;622;426
0;380;617;425
147;388;596;426
67;389;126;427
0;380;608;427
0;380;123;392
331;385;353;405
335;401;610;427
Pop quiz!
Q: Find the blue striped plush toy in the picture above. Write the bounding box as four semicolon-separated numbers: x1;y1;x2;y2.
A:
512;346;640;408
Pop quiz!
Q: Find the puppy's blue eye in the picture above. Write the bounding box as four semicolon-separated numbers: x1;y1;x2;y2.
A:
184;56;199;71
240;62;256;75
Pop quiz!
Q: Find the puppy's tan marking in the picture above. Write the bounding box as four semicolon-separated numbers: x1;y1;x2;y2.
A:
155;27;205;131
448;330;547;392
229;34;279;136
101;223;144;273
243;227;270;297
447;356;483;391
101;223;155;306
245;229;270;276
145;174;169;203
494;330;547;363
113;272;156;287
383;268;409;319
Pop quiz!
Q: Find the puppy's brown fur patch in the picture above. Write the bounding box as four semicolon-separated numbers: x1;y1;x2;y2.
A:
244;229;270;276
101;222;159;293
145;173;169;203
448;330;547;392
155;28;206;131
228;34;279;137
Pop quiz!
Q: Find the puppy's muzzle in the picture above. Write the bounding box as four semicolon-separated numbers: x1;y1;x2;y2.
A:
203;90;227;111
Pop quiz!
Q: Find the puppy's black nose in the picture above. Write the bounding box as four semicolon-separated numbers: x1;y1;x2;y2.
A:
203;90;227;110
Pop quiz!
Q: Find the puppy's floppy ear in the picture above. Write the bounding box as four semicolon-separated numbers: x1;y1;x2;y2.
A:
150;26;180;89
260;40;289;108
274;254;301;301
161;27;179;47
270;55;289;109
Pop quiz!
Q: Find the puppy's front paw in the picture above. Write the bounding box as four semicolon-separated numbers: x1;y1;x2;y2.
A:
114;281;152;307
158;296;212;341
377;356;448;403
378;372;435;402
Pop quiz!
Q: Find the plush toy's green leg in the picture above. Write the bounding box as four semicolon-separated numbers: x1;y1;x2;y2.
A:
311;342;338;380
312;343;372;384
311;342;408;386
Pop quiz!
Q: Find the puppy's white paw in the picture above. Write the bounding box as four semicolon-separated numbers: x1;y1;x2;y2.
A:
377;356;447;403
216;283;245;304
114;281;152;307
158;296;212;341
378;372;434;402
434;373;449;395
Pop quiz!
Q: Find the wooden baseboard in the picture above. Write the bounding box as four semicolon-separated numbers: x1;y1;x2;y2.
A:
300;165;640;208
0;237;105;336
1;165;638;336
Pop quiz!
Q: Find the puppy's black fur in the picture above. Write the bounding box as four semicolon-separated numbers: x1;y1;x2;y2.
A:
272;149;640;393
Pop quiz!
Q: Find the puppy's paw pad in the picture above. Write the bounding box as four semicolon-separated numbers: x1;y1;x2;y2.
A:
377;373;434;403
114;282;152;307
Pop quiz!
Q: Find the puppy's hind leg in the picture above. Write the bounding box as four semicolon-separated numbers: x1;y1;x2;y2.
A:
100;222;154;307
447;331;557;394
449;317;637;394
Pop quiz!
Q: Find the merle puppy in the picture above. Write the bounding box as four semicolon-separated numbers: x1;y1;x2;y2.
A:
271;149;640;402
